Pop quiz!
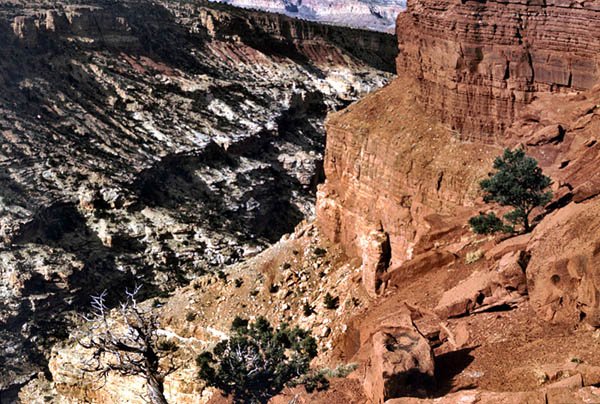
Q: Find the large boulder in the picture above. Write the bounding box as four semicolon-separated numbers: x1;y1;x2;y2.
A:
527;199;600;326
362;305;435;403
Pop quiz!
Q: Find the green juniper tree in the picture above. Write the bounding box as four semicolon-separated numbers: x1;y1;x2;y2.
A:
469;148;552;234
197;316;317;403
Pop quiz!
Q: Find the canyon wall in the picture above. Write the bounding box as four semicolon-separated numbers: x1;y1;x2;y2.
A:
209;0;406;32
317;0;600;294
397;0;600;141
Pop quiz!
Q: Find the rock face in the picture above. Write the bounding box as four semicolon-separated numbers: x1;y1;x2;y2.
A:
209;0;406;32
361;305;435;403
317;0;600;291
396;0;600;141
312;0;600;400
316;78;500;270
0;0;396;395
527;199;600;327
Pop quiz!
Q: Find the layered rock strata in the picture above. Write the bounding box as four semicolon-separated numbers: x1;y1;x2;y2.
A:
396;0;600;141
209;0;406;32
317;0;600;295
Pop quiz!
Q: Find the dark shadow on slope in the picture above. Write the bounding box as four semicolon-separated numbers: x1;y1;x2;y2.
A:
133;141;305;244
433;347;477;396
8;202;159;321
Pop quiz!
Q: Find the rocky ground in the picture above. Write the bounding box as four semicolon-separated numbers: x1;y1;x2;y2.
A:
0;0;396;399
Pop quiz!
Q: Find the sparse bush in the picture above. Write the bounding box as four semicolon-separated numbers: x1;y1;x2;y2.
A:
299;372;330;393
234;278;244;288
197;316;317;403
470;148;552;234
323;293;339;310
314;247;327;257
268;283;279;294
77;286;177;404
186;312;196;322
302;302;314;317
297;363;358;393
157;339;178;352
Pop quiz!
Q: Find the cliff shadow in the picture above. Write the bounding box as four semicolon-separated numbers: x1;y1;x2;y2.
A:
433;347;477;396
133;141;305;244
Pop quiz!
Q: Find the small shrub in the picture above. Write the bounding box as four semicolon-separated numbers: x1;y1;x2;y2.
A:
197;316;317;403
157;339;178;352
314;247;327;257
234;278;244;288
470;148;552;234
323;293;339;310
300;372;330;393
269;283;279;294
469;212;512;235
231;316;249;330
327;363;358;378
186;312;196;322
302;302;314;317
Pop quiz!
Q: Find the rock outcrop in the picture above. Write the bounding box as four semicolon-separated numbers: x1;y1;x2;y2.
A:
396;0;600;141
314;0;600;400
317;0;600;292
316;78;500;270
361;305;434;403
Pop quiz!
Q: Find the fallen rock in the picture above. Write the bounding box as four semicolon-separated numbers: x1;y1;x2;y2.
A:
362;305;435;403
385;390;547;404
435;250;528;318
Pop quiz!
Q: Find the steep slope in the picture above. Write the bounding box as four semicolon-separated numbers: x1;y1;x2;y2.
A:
0;0;397;397
311;0;600;402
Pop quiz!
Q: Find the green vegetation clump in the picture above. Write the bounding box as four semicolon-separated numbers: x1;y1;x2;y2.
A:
470;148;552;234
302;302;314;317
323;293;339;310
197;316;317;403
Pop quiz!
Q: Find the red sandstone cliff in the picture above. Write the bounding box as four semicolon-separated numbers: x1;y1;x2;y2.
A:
315;1;600;401
318;0;600;297
397;0;600;141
